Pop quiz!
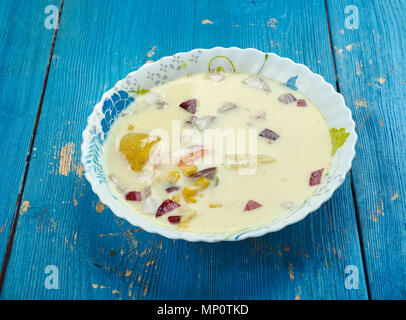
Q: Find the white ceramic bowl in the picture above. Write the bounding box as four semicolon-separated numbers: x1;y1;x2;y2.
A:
81;47;356;242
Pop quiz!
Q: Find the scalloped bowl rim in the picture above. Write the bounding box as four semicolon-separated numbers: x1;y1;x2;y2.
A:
81;47;357;242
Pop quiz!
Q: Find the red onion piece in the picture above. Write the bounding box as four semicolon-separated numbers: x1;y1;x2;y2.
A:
156;199;180;217
168;216;181;224
165;186;179;193
279;93;297;104
179;99;197;114
259;128;280;141
244;200;263;211
297;99;307;107
125;191;142;201
309;168;324;186
188;167;217;179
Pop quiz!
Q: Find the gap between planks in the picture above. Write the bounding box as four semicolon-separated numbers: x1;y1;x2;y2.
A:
323;0;371;300
0;0;65;295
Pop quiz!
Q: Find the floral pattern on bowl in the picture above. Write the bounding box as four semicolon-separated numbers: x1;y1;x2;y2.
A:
81;47;357;242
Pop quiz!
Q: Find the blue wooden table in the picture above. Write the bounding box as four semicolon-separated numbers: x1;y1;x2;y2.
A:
0;0;404;300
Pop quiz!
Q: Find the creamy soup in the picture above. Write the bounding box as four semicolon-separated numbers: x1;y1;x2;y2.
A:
103;73;331;233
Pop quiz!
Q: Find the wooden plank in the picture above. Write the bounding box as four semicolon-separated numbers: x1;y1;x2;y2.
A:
0;0;59;277
326;0;406;299
1;0;368;299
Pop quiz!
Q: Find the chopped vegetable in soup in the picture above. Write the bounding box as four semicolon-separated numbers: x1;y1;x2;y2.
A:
103;73;331;233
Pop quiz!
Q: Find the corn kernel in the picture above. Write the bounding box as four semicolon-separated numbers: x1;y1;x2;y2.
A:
168;171;181;183
171;195;181;203
181;165;198;176
194;177;210;190
185;196;197;203
182;185;198;197
209;204;222;208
